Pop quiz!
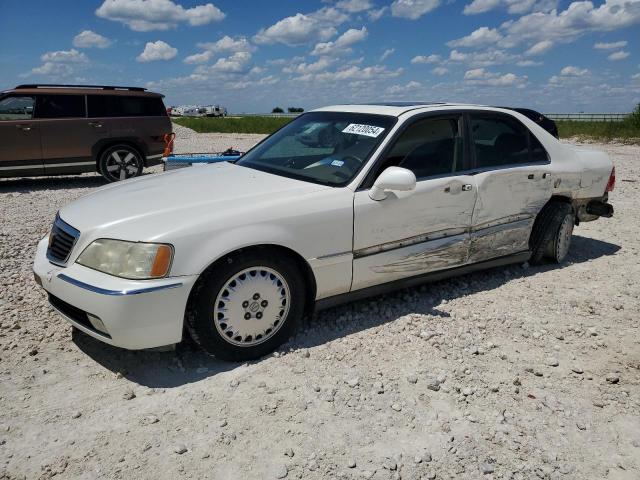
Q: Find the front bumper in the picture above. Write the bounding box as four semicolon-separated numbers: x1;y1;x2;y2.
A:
33;237;198;350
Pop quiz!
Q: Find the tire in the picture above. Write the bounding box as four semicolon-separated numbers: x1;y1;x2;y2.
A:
185;251;306;361
98;144;143;182
529;201;575;264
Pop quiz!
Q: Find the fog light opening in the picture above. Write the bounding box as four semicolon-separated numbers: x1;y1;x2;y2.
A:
87;313;108;334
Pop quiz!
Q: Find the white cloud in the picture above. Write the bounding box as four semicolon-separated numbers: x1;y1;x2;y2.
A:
464;68;526;86
411;54;441;64
517;59;542;66
432;66;449;75
298;64;403;82
380;48;395;61
386;80;422;94
524;40;553;56
463;0;557;15
447;27;503;48
29;63;75;77
253;7;348;46
137;40;178;62
284;57;336;75
608;50;630;61
594;40;627;50
95;0;225;31
632;73;640;80
73;30;111;49
311;27;368;56
449;50;469;61
560;65;588;76
368;6;388;20
41;49;88;63
27;49;88;78
501;0;640;47
184;36;254;64
198;51;252;73
390;0;441;19
335;0;373;12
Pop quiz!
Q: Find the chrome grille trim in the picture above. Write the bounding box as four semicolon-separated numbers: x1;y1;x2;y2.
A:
46;214;80;266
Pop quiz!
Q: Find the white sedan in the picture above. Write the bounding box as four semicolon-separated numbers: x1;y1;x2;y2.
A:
33;103;615;360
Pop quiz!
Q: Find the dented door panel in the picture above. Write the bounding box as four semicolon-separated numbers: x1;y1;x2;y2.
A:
352;175;477;291
471;166;552;260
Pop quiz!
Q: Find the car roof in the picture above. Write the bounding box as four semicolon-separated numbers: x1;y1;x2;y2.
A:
3;84;163;97
312;102;508;117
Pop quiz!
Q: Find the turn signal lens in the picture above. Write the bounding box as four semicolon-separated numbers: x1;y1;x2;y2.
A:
150;245;173;278
605;166;615;192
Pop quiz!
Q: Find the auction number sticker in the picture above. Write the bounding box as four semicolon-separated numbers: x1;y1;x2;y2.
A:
342;123;385;138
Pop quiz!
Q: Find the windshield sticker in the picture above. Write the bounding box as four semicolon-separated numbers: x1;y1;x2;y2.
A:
342;124;385;138
331;159;345;167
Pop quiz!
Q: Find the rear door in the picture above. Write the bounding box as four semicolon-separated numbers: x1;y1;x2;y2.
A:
466;111;552;263
36;94;98;175
0;94;43;176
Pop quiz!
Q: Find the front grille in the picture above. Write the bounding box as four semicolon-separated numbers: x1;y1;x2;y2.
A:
46;215;80;265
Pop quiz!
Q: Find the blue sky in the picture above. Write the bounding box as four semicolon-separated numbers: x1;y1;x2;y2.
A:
1;0;639;113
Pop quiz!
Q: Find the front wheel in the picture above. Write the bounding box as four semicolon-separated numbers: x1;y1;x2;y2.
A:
186;252;306;361
98;145;143;182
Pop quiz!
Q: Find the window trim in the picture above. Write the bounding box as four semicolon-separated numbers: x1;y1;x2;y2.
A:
0;94;37;121
465;110;550;173
358;110;473;190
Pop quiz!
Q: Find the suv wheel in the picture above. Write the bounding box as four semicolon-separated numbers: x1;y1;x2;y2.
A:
99;145;143;182
186;251;305;361
529;201;575;264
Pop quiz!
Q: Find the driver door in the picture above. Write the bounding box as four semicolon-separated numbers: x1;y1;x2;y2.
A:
351;115;477;290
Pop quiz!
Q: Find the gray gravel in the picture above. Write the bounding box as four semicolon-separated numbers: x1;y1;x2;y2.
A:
0;128;639;479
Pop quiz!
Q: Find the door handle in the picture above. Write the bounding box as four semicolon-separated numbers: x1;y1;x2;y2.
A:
527;174;535;180
15;124;32;131
462;184;473;191
88;122;103;128
542;172;551;179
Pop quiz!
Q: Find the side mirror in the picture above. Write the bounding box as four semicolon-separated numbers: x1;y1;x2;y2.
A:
369;166;416;201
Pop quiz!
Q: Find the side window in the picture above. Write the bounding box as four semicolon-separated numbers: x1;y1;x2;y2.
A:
469;115;531;168
379;117;463;179
0;96;35;120
530;132;549;163
88;95;166;117
36;95;85;119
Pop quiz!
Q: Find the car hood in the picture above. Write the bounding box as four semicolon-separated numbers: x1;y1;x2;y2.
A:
59;162;328;237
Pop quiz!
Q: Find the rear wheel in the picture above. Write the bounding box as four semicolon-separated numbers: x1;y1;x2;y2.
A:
98;145;143;182
529;201;575;264
186;251;305;361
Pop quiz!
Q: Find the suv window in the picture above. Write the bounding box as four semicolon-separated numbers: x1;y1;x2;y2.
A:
0;95;35;120
378;116;463;179
87;95;166;117
36;95;85;119
470;114;547;168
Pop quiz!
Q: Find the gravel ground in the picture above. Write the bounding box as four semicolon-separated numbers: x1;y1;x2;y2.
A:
0;128;639;480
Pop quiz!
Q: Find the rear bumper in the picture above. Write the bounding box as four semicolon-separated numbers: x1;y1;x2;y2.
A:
585;200;614;218
33;237;198;350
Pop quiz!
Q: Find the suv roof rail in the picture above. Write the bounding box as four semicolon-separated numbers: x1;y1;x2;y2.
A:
15;84;147;92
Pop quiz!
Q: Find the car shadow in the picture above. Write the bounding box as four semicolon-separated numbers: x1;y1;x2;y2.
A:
72;234;620;388
0;170;159;193
0;174;106;192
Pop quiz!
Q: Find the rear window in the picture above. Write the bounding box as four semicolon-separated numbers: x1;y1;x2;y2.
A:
36;95;85;119
87;95;166;117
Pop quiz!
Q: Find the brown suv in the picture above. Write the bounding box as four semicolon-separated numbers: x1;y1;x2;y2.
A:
0;84;172;182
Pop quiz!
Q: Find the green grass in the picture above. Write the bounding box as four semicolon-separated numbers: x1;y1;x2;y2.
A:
172;116;293;134
557;120;640;142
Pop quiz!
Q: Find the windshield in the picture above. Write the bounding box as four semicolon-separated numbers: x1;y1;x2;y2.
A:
236;111;396;186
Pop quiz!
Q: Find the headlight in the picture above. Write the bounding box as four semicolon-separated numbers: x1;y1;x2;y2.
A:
77;239;173;279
